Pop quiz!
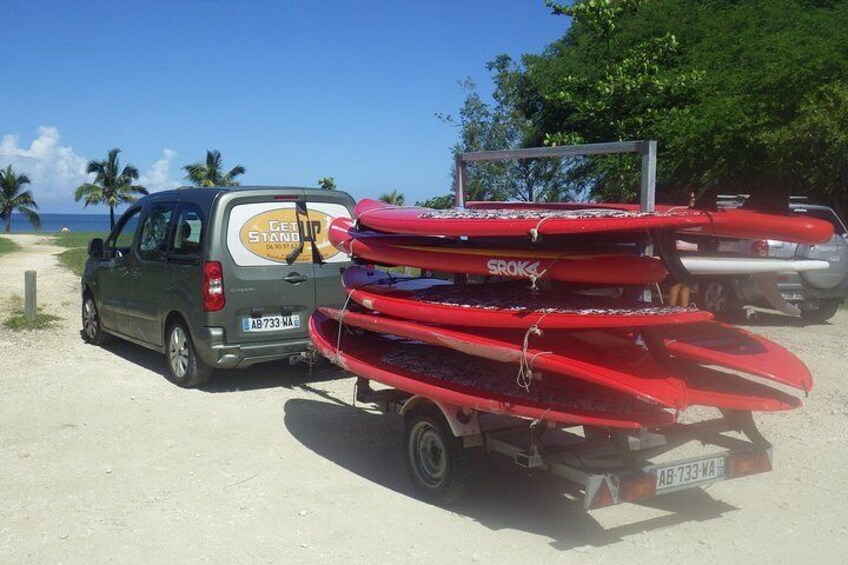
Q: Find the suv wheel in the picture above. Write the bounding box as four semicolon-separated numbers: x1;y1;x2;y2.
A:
701;279;737;317
166;321;212;388
82;295;111;345
801;300;841;323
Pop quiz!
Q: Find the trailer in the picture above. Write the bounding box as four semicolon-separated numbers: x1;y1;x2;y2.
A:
354;377;773;508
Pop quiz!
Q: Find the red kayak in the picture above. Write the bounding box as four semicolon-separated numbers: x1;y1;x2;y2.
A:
466;201;833;245
331;217;667;285
309;311;676;429
342;267;713;330
355;199;711;239
650;323;813;393
320;306;689;408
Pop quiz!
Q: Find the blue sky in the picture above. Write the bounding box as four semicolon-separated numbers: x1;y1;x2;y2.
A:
1;0;569;213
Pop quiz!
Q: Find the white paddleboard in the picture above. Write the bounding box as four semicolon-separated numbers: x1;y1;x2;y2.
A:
681;257;829;275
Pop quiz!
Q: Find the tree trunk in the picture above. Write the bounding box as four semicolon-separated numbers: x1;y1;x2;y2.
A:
5;214;10;233
110;206;115;230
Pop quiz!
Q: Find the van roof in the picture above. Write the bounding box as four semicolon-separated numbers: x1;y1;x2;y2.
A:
136;186;353;205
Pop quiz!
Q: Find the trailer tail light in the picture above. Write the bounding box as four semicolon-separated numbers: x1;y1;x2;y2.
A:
751;240;770;257
620;475;657;503
203;261;225;312
727;451;772;479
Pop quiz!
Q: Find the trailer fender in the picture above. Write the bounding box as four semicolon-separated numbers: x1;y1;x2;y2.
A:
400;396;482;443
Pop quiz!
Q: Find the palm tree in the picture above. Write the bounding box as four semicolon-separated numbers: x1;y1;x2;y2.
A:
183;150;245;187
75;148;148;229
317;177;337;190
0;165;40;233
379;189;405;206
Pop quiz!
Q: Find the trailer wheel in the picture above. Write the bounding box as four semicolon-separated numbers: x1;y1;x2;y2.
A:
403;406;472;505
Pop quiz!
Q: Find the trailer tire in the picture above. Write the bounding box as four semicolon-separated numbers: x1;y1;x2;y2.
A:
403;406;472;505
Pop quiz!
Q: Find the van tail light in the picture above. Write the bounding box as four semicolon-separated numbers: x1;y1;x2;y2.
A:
750;240;769;257
203;261;225;312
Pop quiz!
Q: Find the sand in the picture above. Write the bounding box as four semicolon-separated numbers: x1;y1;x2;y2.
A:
1;233;846;564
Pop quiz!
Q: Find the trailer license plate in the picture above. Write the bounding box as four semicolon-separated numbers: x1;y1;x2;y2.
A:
655;456;725;491
242;314;301;332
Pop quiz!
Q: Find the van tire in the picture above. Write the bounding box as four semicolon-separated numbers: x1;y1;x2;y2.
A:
81;295;111;346
165;321;212;388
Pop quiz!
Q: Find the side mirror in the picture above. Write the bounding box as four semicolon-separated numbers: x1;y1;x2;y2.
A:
88;238;105;259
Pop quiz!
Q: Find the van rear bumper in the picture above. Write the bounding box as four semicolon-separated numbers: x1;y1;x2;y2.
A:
193;327;311;369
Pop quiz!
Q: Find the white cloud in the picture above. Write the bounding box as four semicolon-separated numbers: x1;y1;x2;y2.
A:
0;126;90;207
138;148;181;193
0;127;182;211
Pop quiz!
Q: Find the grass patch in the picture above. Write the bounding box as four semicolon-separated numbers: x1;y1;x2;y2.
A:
3;296;62;331
52;231;107;248
57;247;90;278
52;232;106;277
0;236;21;256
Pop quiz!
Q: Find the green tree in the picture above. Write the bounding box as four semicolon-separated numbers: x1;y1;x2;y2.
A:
183;150;245;187
524;0;848;205
74;149;148;229
415;195;454;209
317;177;337;190
379;189;405;206
0;165;40;233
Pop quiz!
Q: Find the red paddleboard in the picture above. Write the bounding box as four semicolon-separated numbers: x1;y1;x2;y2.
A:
355;199;711;239
650;323;813;393
309;312;675;428
319;306;689;409
331;217;667;285
466;201;833;244
563;330;801;412
342;267;713;330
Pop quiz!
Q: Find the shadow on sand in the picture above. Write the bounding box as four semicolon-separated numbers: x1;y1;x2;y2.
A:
283;396;738;550
84;331;347;392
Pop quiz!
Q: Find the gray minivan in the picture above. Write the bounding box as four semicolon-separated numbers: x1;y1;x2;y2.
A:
81;186;355;387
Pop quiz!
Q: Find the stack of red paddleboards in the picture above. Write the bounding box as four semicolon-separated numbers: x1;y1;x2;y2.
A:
309;199;817;429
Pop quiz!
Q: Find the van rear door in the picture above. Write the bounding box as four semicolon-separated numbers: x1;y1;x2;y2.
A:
304;191;356;309
219;192;317;345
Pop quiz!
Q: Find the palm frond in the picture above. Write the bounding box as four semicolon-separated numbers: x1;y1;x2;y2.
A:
16;205;41;230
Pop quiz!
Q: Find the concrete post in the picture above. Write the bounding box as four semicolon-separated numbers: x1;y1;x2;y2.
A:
25;270;36;321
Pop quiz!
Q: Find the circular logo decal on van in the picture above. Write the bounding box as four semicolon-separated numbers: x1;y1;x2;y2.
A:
239;208;340;263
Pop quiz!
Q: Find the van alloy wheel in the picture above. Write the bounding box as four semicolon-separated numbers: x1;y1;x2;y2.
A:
164;322;212;388
169;326;190;379
83;298;99;339
81;296;110;345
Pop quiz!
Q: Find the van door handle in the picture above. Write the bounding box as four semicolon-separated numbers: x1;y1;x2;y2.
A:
283;273;308;284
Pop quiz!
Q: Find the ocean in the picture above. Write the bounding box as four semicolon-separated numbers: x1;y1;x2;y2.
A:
5;213;112;234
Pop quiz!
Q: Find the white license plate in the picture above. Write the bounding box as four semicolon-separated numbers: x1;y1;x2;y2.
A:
242;314;301;333
780;291;804;301
654;456;725;492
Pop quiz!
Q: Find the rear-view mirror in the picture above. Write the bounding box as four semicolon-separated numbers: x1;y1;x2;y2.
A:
88;238;105;259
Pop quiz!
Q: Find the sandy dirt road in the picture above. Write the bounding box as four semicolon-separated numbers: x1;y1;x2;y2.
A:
1;233;847;564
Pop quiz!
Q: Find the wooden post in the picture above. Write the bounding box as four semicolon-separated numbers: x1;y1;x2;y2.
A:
25;270;36;321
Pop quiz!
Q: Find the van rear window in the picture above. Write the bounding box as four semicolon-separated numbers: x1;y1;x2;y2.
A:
226;202;352;266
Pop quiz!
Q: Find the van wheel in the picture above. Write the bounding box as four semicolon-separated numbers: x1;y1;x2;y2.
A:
82;295;111;345
166;322;212;388
403;406;473;505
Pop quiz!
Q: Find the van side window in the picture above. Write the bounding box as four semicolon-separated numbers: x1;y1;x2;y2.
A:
107;208;142;258
171;203;204;258
138;203;176;261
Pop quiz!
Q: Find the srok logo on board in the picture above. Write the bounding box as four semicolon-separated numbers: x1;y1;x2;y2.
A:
239;208;340;263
